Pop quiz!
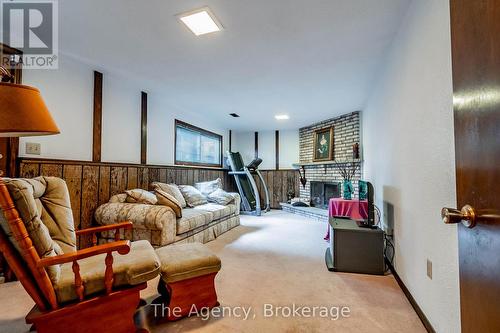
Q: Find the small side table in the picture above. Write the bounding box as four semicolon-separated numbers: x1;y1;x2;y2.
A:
324;198;368;241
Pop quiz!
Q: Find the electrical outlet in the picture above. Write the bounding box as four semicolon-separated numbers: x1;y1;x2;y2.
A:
427;259;432;279
26;142;41;155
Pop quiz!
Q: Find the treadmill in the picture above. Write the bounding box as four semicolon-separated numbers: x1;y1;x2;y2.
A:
227;151;271;216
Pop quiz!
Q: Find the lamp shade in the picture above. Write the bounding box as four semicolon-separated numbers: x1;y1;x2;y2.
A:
0;82;59;137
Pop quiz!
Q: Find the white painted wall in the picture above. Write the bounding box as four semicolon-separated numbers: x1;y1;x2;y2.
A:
231;132;255;166
258;131;275;170
19;53;228;165
101;73;141;163
279;130;299;169
362;0;460;332
20;55;94;161
231;130;299;170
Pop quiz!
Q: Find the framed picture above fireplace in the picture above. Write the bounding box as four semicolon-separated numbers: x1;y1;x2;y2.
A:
313;127;334;162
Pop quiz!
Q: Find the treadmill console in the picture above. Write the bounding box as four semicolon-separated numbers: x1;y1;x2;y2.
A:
247;158;263;171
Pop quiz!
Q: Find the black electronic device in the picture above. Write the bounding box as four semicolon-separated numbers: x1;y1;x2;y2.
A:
358;181;375;228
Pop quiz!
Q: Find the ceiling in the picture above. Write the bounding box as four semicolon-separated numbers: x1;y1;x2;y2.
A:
59;0;411;131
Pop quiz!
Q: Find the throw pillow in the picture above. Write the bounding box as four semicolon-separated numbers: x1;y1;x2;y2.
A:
155;189;182;218
125;189;158;205
195;178;222;196
151;182;187;208
207;189;235;206
178;185;208;207
109;193;127;203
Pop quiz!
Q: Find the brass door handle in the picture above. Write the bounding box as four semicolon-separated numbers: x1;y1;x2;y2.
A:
441;205;476;228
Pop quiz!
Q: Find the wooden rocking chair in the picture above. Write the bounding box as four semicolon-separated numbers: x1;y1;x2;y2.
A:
0;177;160;333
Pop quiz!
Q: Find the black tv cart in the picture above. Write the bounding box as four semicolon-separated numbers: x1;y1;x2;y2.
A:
325;217;385;275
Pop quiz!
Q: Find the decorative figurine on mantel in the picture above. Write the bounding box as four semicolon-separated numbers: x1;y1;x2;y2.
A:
298;166;307;189
353;143;360;159
333;161;359;200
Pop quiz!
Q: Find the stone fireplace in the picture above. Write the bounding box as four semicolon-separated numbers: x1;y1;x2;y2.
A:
310;181;341;209
281;112;362;221
298;111;362;206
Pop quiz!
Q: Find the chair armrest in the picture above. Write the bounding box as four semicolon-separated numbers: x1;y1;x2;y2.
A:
37;240;131;268
76;221;133;236
37;241;132;302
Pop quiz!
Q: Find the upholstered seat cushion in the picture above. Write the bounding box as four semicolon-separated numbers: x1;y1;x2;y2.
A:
155;242;221;283
55;240;160;304
193;203;236;220
176;208;213;234
1;177;77;284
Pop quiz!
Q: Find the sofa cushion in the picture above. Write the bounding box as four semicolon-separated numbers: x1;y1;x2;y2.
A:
125;189;158;205
207;189;235;206
54;240;160;304
194;178;222;196
3;177;77;284
193;203;235;220
155;242;221;283
176;208;213;234
95;202;175;230
109;193;127;203
151;182;187;208
178;185;207;207
155;189;182;218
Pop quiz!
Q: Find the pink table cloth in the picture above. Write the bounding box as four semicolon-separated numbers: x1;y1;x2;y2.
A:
324;198;368;241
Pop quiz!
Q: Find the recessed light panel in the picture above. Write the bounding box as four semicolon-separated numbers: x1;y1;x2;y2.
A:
178;7;223;36
275;114;290;120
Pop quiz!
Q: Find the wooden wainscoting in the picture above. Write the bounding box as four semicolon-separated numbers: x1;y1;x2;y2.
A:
255;170;301;209
17;159;301;246
18;158;234;247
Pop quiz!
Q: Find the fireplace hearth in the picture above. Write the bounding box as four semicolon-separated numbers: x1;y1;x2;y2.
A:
310;181;341;209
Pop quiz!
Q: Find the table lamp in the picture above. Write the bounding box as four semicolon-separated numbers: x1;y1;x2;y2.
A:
0;65;60;176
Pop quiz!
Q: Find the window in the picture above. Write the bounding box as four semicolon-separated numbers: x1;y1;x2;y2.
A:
175;120;223;167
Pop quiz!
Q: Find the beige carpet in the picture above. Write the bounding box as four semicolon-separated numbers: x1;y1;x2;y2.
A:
0;210;425;333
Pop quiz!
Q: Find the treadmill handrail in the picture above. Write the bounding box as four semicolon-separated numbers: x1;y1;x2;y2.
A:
228;171;247;175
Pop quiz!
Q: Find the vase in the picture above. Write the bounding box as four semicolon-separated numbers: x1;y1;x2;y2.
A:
342;180;353;200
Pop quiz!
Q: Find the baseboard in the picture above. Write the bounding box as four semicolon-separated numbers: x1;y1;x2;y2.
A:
386;260;436;333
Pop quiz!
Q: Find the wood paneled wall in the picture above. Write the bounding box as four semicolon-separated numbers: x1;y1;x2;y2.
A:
17;159;300;244
255;170;301;209
18;159;233;241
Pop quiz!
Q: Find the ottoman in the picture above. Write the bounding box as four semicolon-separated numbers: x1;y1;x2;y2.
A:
155;243;221;321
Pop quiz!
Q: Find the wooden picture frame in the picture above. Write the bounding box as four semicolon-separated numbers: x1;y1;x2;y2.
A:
313;127;334;162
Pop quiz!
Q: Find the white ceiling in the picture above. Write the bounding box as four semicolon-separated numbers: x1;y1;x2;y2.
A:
59;0;411;131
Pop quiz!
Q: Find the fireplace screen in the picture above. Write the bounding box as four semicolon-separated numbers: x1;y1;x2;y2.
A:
310;181;341;209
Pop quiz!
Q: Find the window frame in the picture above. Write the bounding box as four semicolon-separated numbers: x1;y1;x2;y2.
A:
174;119;223;168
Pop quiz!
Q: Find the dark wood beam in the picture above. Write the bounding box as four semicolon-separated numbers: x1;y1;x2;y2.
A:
275;130;280;170
92;71;103;162
254;132;258;159
141;92;147;164
229;130;232;153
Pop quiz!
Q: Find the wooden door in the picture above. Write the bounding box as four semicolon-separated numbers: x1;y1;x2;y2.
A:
448;0;500;332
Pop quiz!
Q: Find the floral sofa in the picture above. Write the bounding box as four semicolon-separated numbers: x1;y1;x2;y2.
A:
94;181;240;247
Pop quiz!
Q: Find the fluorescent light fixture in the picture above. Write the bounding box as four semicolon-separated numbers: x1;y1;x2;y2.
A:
275;114;290;120
178;7;223;36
